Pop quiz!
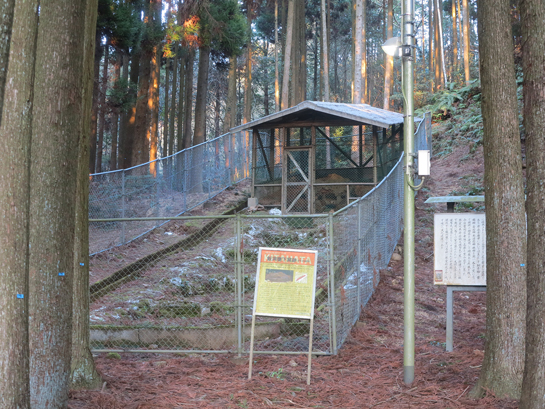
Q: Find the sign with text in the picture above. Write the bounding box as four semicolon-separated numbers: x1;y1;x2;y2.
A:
253;247;318;319
434;213;486;286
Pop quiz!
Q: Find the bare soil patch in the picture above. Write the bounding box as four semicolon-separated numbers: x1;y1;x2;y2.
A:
70;142;519;408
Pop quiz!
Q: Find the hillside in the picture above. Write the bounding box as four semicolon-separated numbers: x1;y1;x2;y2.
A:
68;86;523;408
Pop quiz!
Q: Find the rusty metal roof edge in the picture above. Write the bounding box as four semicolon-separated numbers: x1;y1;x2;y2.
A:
229;101;406;133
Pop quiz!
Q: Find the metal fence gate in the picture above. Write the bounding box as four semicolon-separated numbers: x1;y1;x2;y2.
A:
283;148;313;214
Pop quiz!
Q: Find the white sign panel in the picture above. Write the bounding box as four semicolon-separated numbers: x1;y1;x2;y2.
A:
434;213;486;286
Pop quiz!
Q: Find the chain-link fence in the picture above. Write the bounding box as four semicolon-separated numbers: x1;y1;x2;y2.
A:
89;131;250;255
89;154;405;356
89;115;430;355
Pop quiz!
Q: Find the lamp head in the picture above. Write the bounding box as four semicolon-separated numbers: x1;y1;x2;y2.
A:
382;37;402;58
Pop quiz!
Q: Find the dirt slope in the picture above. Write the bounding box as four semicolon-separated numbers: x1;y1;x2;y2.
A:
69;143;519;408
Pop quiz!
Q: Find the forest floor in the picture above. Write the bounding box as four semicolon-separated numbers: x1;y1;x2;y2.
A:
69;139;520;408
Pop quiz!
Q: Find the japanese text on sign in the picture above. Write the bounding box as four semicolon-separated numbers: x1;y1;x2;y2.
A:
434;213;486;286
253;248;318;318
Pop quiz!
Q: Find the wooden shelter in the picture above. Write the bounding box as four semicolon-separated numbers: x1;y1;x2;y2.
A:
231;101;405;214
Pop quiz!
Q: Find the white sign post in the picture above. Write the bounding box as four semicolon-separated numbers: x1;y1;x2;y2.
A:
433;212;487;351
248;247;318;385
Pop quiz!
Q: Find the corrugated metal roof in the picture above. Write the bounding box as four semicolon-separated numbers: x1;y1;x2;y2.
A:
231;101;406;131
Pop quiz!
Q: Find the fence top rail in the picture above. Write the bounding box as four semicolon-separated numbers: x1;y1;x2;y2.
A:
89;132;232;177
89;213;331;223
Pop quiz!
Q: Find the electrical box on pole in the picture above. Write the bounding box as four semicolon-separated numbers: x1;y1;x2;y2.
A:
418;150;430;176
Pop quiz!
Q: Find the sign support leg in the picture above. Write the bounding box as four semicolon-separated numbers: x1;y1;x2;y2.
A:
248;314;257;380
307;318;314;385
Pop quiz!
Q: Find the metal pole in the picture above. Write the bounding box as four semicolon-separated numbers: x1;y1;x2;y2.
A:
236;214;243;356
121;170;126;244
328;213;337;354
357;200;362;311
373;126;378;185
402;0;416;386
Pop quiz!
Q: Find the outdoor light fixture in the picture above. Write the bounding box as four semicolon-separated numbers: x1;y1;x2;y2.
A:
381;37;402;58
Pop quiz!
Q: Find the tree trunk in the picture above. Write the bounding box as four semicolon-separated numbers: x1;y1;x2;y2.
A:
471;0;527;398
263;40;270;116
456;0;463;72
117;50;129;167
182;48;194;150
275;0;280;111
244;9;252;124
520;0;545;406
223;55;237;133
168;46;178;155
383;0;393;109
148;43;160;177
29;0;86;405
89;34;101;173
96;42;109;173
0;0;38;405
175;47;185;152
0;0;15;125
193;47;209;148
292;0;306;104
428;0;434;92
353;0;364;104
451;0;458;74
123;48;140;169
110;50;121;171
163;57;170;157
321;0;331;167
435;0;447;87
191;46;210;192
132;50;151;169
434;2;441;90
214;86;221;137
71;0;102;390
281;0;294;110
421;0;426;75
462;0;470;85
312;24;318;101
321;0;330;102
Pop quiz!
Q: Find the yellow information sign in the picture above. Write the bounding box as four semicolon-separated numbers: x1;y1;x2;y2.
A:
253;247;318;319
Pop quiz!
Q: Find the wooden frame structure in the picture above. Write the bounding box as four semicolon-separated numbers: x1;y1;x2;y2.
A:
231;101;406;214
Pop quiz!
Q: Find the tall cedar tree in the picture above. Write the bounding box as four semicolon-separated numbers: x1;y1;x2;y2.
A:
71;0;102;389
29;0;87;405
281;0;294;110
0;0;15;124
0;0;38;405
520;0;545;405
471;0;527;398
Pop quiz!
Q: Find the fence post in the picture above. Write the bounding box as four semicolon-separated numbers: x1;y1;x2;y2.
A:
328;213;337;355
207;145;211;199
183;151;187;212
228;133;233;184
121;170;126;244
357;200;362;312
235;213;243;356
156;163;160;226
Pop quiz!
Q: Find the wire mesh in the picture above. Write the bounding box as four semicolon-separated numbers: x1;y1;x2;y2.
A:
89;119;428;355
89;216;241;352
239;214;332;355
89;131;250;255
330;154;404;349
88;156;403;355
285;149;311;213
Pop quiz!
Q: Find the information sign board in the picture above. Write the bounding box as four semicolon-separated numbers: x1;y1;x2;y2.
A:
253;247;318;319
434;213;486;286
